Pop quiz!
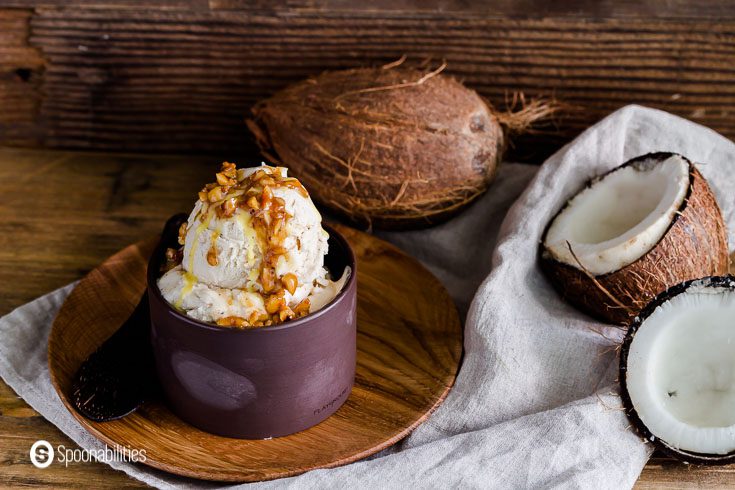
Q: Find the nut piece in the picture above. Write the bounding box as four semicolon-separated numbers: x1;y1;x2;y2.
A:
260;267;276;293
278;306;295;322
221;161;237;177
206;247;218;266
265;292;285;314
246;195;260;209
262;185;274;204
282;273;298;295
293;298;310;317
162;247;183;273
165;247;181;262
216;316;250;328
208;186;224;202
221;197;237;217
178;222;188;245
216;172;229;185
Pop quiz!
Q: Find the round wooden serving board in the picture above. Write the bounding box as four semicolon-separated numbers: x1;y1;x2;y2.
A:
48;223;463;482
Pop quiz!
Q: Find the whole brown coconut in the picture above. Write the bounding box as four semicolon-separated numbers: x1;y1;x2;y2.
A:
540;152;730;325
247;64;553;229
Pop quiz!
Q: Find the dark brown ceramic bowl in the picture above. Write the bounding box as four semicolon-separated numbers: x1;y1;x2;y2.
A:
146;224;357;439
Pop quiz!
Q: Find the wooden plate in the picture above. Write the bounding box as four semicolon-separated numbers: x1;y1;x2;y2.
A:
48;223;463;482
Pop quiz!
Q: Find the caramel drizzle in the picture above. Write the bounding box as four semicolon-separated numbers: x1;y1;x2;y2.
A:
174;162;313;328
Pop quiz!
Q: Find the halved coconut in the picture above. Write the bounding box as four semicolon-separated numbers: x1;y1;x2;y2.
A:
620;276;735;464
541;152;729;325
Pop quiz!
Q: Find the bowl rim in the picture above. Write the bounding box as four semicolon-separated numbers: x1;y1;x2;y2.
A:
147;222;357;334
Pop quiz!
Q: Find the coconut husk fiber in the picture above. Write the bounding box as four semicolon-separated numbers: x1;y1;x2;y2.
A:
247;62;557;229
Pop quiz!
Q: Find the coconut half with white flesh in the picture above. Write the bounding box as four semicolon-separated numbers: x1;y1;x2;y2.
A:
620;276;735;464
541;152;729;325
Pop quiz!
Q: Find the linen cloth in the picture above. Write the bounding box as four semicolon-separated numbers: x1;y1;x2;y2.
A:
1;105;734;489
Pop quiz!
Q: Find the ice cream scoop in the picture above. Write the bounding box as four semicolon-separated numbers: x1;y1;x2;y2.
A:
158;163;349;327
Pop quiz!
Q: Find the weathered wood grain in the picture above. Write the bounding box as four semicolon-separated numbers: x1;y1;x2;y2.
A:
5;0;735;19
33;9;735;155
0;147;734;486
0;148;216;312
0;9;44;147
638;455;735;489
0;4;734;161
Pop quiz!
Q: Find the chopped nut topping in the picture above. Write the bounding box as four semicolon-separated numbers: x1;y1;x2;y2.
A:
207;186;223;202
265;291;285;314
216;316;250;328
282;178;309;198
282;273;298;295
246;195;259;209
163;247;183;273
216;172;236;186
278;306;295;322
221;162;237;178
221;197;237;218
261;185;274;207
176;162;321;328
177;222;187;246
260;266;276;293
293;298;310;317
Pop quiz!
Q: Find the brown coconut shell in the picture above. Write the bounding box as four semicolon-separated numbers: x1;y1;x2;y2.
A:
247;65;505;229
540;152;730;326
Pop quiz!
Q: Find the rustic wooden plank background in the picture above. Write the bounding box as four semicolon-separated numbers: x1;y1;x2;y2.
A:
1;1;735;162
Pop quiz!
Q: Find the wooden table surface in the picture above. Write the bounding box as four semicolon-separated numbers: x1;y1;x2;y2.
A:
1;146;734;488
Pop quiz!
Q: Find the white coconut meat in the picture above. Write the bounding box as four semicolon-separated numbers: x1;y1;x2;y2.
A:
544;155;690;275
626;280;735;455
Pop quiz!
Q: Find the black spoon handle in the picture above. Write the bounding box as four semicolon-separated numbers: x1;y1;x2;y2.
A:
70;213;188;422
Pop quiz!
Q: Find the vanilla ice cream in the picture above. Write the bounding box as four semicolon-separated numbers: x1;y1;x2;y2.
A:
158;162;349;327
